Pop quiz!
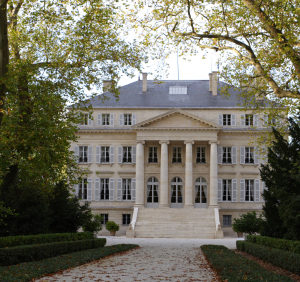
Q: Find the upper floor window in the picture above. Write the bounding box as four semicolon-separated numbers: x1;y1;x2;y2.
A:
223;114;231;126
218;146;236;165
148;146;158;163
124;114;132;125
222;179;232;201
245;147;254;164
196;147;206;163
245;114;253;126
219;114;236;126
102;114;110;125
245;179;254;201
172;147;182;163
169;86;187;95
79;146;88;163
122;146;132;163
80;113;92;126
222;147;232;164
78;178;88;200
101;146;110;163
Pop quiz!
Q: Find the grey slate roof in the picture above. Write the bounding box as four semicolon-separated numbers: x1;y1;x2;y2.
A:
87;80;250;108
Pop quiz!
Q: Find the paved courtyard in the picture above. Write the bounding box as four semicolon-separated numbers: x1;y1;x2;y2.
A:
37;237;240;282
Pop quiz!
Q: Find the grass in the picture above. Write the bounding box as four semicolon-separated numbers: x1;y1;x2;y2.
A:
0;244;138;282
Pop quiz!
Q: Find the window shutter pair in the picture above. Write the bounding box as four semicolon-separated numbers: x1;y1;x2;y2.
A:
217;146;236;164
218;179;237;202
239;179;260;202
94;178;115;201
97;114;114;126
96;146;114;163
118;146;136;163
119;113;136;125
117;178;135;201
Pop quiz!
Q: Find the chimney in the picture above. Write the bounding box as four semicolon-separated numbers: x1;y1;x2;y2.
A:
142;72;147;92
103;80;112;92
209;71;218;96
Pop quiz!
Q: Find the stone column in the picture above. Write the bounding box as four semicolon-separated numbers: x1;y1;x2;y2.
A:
184;141;194;207
159;141;169;207
209;141;218;206
135;141;145;206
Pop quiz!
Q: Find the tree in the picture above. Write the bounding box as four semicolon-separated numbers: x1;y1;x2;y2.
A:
131;0;299;101
260;116;300;240
232;212;264;235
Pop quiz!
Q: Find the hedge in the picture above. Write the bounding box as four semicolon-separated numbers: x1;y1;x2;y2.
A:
0;238;106;266
201;244;292;282
246;235;300;254
0;244;138;282
0;232;94;248
237;240;300;275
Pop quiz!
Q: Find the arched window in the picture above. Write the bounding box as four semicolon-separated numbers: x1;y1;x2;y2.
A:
171;177;183;204
147;177;159;204
195;177;207;206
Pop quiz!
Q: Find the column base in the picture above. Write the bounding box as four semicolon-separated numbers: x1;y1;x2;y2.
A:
159;203;169;208
184;204;194;208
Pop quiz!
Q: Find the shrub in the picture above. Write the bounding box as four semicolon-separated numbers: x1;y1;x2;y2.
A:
246;235;300;254
236;240;300;274
0;238;106;266
106;221;119;232
201;244;292;282
82;214;102;233
232;211;264;235
0;232;94;248
0;244;138;282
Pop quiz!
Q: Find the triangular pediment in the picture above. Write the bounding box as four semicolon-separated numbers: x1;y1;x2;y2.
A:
134;110;219;129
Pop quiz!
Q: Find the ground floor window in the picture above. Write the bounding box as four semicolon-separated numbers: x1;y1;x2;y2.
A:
101;213;108;225
100;178;109;200
171;177;183;203
122;214;131;225
223;215;232;227
122;179;132;200
195;177;207;204
147;177;159;203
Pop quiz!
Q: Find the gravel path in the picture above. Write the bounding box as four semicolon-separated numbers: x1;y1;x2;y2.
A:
37;238;239;282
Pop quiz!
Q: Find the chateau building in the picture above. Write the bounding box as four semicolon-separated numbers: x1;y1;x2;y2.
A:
72;72;268;238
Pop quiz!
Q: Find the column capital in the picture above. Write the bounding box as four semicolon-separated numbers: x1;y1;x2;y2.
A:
209;140;219;145
136;140;145;145
159;140;170;145
184;140;194;145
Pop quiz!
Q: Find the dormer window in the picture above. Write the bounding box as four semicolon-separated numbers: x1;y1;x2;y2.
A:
169;86;187;95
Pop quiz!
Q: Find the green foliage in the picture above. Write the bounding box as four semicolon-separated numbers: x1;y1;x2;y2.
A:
105;221;119;232
0;244;138;282
201;244;292;281
246;235;300;254
82;214;102;233
236;241;300;275
232;212;264;235
260;116;300;240
0;238;106;266
0;201;16;230
0;232;94;248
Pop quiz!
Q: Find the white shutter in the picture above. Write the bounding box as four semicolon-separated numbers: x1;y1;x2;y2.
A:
88;146;93;163
218;179;222;202
254;114;258;127
254;147;259;164
118;147;123;163
217;146;222;164
241;114;245;126
74;184;79;197
95;178;100;201
96;146;101;163
87;178;92;201
240;146;245;164
75;146;79;162
132;146;136;163
219;114;223;126
110;146;114;164
261;181;266;201
117;178;122;200
110;113;114;127
132;113;136;125
131;178;136;201
254;179;260;202
232;146;237;164
98;114;102;126
119;114;124;126
109;178;114;201
240;179;245;202
232;179;237;202
88;115;92;126
231;114;236;126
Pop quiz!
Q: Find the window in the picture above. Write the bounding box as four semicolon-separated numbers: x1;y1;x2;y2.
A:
196;147;206;163
147;177;159;203
223;114;231;126
101;213;108;225
78;178;88;200
124;114;132;125
79;146;88;163
245;179;255;201
222;147;232;164
122;178;132;200
245;114;253;126
245;147;254;164
101;146;110;163
122;214;131;225
100;178;109;200
171;177;183;204
148;146;158;163
172;147;182;163
222;179;232;201
122;146;132;163
195;177;207;204
169;86;187;95
81;113;90;125
223;215;232;227
102;114;110;125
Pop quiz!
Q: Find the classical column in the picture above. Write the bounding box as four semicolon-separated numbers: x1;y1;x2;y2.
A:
209;141;218;206
159;141;169;207
135;141;145;206
184;141;194;207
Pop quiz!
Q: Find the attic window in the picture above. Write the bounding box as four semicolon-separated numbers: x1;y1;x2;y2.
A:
169;86;187;95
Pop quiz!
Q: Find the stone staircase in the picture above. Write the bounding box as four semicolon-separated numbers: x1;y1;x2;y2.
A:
131;207;221;238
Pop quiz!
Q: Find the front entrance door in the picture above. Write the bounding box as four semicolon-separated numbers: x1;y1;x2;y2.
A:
170;177;183;208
